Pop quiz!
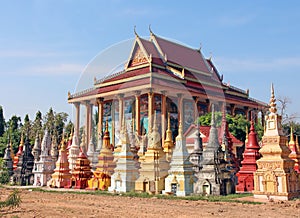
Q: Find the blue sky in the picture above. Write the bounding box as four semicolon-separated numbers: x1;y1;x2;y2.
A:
1;1;300;122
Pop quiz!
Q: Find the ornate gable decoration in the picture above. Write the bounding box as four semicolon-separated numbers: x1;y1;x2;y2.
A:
126;38;149;69
131;47;147;67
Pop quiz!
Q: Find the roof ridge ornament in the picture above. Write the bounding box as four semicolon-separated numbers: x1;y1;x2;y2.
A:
134;25;138;37
149;24;154;35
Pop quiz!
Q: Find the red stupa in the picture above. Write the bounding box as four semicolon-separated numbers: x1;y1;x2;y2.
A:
13;133;24;170
288;127;300;173
236;121;261;192
71;149;93;189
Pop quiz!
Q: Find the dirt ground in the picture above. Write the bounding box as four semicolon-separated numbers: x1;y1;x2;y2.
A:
0;187;299;218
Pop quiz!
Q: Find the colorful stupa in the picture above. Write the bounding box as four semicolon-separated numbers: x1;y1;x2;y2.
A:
288;127;300;173
135;112;170;194
47;136;72;188
3;137;13;177
33;129;54;186
236;121;261;192
13;133;24;170
253;84;300;200
163;113;174;162
87;121;116;190
163;119;194;196
193;106;227;195
109;117;139;193
87;136;98;170
68;129;80;172
71;149;93;189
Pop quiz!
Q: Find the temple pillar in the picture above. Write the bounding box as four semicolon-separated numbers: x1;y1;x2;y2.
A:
118;94;125;133
148;90;154;133
97;98;104;135
193;97;199;121
244;107;249;121
74;103;80;140
161;91;167;147
85;101;92;150
230;104;236;116
134;91;141;134
177;94;183;125
97;98;104;144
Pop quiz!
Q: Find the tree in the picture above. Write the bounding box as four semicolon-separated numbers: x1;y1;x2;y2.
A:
197;112;259;142
0;106;5;137
31;111;43;143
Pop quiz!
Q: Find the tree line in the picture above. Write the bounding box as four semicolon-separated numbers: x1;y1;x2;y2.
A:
0;106;73;157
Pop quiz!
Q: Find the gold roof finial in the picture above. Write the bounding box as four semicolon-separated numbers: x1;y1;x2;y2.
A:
134;25;138;37
289;126;295;145
269;83;277;114
149;24;153;35
68;91;71;99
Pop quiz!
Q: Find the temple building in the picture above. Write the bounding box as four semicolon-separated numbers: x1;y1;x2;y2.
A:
253;84;300;200
67;30;267;159
236;121;261;192
33;129;54;186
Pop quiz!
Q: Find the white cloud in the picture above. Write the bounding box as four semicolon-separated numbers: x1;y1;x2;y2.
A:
214;56;300;73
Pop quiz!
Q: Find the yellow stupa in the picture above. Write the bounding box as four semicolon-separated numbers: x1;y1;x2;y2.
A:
135;111;170;194
87;121;116;190
253;84;300;200
163;112;174;162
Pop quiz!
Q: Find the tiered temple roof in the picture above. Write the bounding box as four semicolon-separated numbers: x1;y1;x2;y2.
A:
68;31;267;113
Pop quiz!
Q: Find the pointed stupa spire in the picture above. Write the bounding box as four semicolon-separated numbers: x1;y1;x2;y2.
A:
3;135;13;176
211;104;216;127
269;83;277;114
194;121;203;152
289;126;295;145
80;130;86;153
103;120;110;149
32;132;41;161
207;104;219;148
247;120;260;150
245;125;249;144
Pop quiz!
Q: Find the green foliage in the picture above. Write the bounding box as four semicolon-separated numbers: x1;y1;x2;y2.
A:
198;112;250;142
0;158;10;184
0;106;5;137
0;189;21;209
64;120;74;138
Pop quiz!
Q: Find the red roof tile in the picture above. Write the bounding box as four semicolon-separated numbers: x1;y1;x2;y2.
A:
153;35;211;73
